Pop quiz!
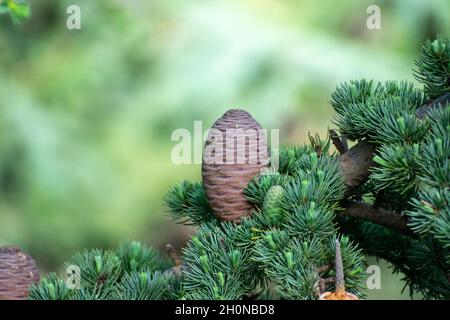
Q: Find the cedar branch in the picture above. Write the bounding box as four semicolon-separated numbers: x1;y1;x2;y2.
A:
337;93;449;236
339;201;415;237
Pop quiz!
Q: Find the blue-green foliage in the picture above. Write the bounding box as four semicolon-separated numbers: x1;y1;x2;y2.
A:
168;142;365;300
244;173;291;208
414;36;450;99
114;271;171;300
331;80;426;142
117;240;173;274
371;143;422;195
406;106;450;249
330;36;450;299
164;181;216;225
27;273;72;300
181;221;262;299
337;216;450;299
29;241;177;300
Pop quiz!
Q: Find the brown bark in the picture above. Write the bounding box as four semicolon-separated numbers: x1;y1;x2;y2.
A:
415;93;450;119
340;201;415;237
329;129;348;154
339;141;375;189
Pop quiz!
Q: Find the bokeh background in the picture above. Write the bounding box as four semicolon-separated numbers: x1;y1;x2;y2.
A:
1;0;449;299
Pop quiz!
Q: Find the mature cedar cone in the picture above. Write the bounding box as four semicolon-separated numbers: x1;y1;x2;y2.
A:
202;109;270;222
0;246;40;300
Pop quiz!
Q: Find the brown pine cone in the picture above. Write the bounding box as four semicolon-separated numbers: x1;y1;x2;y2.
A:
202;109;269;222
0;246;40;300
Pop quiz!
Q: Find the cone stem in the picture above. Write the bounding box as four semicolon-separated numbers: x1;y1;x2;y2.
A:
335;239;345;294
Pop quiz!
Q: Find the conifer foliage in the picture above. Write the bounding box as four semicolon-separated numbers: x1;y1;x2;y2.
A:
26;36;450;300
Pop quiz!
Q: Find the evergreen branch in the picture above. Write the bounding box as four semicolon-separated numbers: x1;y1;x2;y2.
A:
332;80;426;141
405;105;450;248
415;93;450;119
370;143;422;195
116;240;173;274
339;92;449;189
181;222;260;299
164;181;216;225
336;94;449;236
29;273;73;300
28;242;179;300
244;173;290;208
414;36;450;99
278;145;313;175
284;202;337;239
337;217;450;299
339;201;414;237
68;249;122;297
114;271;171;300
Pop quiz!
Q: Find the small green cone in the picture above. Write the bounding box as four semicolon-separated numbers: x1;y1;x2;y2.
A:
263;185;284;225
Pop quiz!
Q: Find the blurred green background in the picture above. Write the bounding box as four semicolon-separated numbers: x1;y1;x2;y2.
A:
1;0;448;299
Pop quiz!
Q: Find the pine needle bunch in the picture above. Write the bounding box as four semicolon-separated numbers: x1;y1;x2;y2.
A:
414;35;450;99
28;241;179;300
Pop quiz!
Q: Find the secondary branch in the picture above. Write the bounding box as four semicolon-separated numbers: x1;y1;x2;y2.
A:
339;201;415;237
337;93;449;235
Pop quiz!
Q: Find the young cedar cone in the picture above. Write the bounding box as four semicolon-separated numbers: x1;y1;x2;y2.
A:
0;246;40;300
202;109;270;222
263;185;284;225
